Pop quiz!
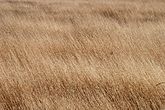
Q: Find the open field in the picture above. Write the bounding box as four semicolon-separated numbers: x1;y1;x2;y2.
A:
0;0;165;109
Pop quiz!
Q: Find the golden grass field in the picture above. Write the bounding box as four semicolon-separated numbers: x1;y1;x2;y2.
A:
0;0;165;109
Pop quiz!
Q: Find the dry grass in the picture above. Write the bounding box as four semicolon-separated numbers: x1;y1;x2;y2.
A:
0;0;165;109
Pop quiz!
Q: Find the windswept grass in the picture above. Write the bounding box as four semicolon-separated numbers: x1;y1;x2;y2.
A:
0;0;165;109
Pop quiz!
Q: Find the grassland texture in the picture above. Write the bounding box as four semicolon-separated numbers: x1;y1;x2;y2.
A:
0;0;165;110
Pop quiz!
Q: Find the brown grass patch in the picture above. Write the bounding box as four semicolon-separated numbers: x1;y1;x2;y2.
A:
0;0;165;109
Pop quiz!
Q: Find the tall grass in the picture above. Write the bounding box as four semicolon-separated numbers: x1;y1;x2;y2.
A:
0;0;165;109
